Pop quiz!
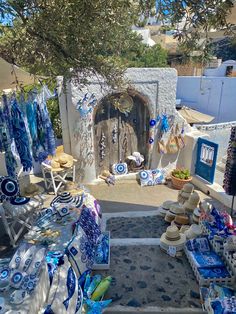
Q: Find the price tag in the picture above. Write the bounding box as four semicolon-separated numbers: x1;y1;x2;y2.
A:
167;246;176;257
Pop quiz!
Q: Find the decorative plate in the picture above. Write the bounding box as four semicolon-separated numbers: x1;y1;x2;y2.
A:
0;176;19;202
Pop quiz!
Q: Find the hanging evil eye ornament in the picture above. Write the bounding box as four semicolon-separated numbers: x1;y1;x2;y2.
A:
76;93;97;119
149;137;154;144
160;114;170;133
149;119;156;127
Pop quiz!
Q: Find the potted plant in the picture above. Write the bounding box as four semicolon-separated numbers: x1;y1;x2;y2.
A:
171;168;192;190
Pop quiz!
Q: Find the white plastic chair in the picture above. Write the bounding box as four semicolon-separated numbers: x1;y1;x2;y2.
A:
41;160;76;195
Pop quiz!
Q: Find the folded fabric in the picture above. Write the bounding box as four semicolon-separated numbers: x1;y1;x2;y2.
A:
189;251;225;269
65;226;96;277
198;266;231;279
185;237;210;252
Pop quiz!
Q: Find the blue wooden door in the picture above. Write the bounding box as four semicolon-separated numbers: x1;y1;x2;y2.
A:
195;138;218;184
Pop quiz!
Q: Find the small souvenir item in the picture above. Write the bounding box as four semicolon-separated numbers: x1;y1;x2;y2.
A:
0;176;19;202
157;140;167;154
10;289;30;305
10;270;27;289
149;119;156;127
56;205;70;220
20;274;38;291
78;270;91;289
160;114;170;133
113;93;133;116
84;273;91;297
0;268;10;291
87;275;102;298
9;242;29;269
111;163;128;176
0;297;10;313
99;132;106;161
20;245;38;272
86;299;112;314
91;276;112;301
76;93;97;119
27;247;46;276
149;137;154;144
166;128;179;154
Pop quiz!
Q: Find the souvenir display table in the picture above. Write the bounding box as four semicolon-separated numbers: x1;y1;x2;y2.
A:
0;187;111;314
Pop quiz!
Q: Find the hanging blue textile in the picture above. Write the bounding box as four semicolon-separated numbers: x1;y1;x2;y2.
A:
34;86;56;162
11;98;33;172
0;100;17;177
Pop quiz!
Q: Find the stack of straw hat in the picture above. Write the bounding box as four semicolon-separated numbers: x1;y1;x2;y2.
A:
178;183;194;204
173;215;190;229
165;203;185;223
159;201;177;217
192;207;201;224
183;191;200;213
160;224;186;253
184;224;202;239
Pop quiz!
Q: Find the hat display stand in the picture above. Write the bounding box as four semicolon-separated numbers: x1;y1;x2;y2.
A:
223;127;236;217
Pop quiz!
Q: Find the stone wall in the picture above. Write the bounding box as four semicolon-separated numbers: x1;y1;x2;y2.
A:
58;68;191;183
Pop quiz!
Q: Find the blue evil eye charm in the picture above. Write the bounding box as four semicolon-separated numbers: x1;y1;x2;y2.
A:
149;138;154;144
149;119;156;127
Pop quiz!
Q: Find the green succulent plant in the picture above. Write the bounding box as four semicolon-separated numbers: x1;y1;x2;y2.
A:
172;168;191;180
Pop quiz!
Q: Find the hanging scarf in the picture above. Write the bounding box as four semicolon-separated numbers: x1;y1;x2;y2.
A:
11;98;33;172
0;101;17;177
35;86;56;162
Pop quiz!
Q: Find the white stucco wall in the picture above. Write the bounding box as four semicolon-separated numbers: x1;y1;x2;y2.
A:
204;60;236;77
177;76;236;123
58;68;191;183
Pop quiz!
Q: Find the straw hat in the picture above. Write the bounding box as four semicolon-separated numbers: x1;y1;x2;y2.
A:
61;181;84;197
50;192;83;208
58;153;74;169
164;211;176;223
160;225;186;247
169;203;185;215
50;159;63;172
184;192;200;212
192;207;201;224
199;201;212;213
159;201;177;217
184;224;202;239
21;183;44;197
182;183;194;194
174;215;189;227
101;170;112;177
180;225;190;234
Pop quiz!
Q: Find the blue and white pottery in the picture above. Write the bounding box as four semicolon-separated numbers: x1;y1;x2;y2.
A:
56;205;70;220
0;268;10;292
9;242;29;270
0;296;10;313
10;289;30;305
21;274;38;292
27;247;46;276
20;246;37;272
10;270;27;289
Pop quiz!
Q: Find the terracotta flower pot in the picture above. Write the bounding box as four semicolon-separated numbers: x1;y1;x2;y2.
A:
171;174;192;190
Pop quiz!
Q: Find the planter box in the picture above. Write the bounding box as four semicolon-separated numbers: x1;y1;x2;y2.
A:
92;231;110;270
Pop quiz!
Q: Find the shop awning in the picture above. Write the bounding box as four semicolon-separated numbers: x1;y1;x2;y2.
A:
178;107;214;124
0;57;38;90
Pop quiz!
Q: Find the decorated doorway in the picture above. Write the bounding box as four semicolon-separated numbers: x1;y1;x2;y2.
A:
94;92;150;176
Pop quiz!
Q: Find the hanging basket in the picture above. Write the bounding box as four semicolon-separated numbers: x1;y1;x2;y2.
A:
171;174;192;190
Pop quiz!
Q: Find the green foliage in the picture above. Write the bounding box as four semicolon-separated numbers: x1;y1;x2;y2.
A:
172;168;191;180
121;43;168;68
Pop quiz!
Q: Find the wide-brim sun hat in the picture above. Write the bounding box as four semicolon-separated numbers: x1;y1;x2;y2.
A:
180;191;192;199
182;183;194;194
50;192;83;208
200;201;212;213
164;211;176;223
184;224;202;239
161;201;177;210
174;215;189;226
61;181;84;197
184;192;200;211
169;203;185;215
58;153;74;169
127;152;144;163
160;225;186;246
21;183;44;197
193;207;201;218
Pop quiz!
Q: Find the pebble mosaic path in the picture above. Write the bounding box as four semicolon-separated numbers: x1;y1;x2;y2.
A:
100;245;201;308
106;216;169;238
